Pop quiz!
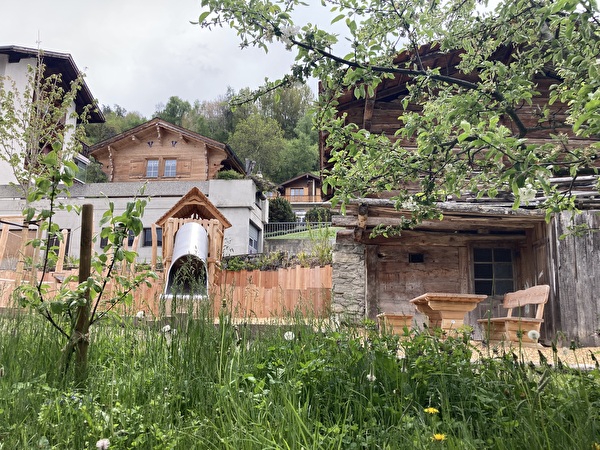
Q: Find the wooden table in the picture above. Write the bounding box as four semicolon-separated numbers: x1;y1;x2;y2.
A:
410;292;487;332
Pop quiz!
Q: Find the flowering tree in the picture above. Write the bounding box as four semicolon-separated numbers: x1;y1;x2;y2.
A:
0;54;155;382
197;0;599;225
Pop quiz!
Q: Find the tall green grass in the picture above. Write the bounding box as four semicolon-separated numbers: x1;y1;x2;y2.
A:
0;306;599;449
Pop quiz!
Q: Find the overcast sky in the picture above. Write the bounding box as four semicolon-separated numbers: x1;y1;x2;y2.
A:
1;0;323;118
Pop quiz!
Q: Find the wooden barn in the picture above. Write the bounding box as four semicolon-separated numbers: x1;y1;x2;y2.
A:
321;45;600;346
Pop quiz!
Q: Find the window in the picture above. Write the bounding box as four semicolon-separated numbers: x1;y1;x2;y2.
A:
290;188;304;198
248;223;260;254
146;159;159;178
473;248;514;296
143;227;162;247
99;230;136;248
164;159;177;177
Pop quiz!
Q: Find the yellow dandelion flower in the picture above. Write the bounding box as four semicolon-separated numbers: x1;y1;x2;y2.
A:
432;433;446;441
593;443;600;450
424;407;439;414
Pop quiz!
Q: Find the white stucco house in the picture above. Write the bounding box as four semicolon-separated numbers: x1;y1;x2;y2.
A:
0;45;105;185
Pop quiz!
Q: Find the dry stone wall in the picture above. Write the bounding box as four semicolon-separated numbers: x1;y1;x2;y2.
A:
331;230;366;322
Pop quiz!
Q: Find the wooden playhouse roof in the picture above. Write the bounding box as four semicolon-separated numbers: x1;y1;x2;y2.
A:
155;186;232;228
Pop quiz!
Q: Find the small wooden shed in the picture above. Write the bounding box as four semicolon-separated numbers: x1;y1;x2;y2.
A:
155;187;231;295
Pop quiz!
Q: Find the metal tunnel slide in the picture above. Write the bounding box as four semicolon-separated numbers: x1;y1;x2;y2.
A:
162;222;209;300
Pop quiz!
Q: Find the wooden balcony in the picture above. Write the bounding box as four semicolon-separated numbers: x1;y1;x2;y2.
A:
282;194;322;203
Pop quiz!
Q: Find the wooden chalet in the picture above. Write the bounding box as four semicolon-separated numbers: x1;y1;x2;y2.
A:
89;118;245;182
322;45;600;346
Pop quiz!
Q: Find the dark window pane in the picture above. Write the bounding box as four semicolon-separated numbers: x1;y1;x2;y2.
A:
474;248;493;262
495;280;514;295
494;263;513;278
494;248;512;262
475;280;493;295
474;263;493;278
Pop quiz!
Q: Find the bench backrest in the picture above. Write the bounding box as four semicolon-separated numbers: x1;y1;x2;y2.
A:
503;285;550;320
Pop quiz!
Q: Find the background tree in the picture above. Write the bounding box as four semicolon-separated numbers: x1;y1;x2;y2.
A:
269;197;296;223
198;0;600;226
154;95;192;126
85;105;146;145
274;113;319;182
227;113;287;181
80;156;108;183
257;84;314;139
306;206;332;223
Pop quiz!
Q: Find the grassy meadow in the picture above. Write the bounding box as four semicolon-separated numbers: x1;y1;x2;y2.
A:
1;303;599;449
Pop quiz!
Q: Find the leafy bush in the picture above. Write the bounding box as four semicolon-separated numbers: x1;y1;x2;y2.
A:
305;206;332;223
269;197;296;223
216;169;244;180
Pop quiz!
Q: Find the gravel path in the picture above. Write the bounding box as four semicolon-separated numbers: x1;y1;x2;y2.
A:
470;341;600;369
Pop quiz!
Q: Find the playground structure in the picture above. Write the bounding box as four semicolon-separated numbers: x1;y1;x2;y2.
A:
0;188;332;319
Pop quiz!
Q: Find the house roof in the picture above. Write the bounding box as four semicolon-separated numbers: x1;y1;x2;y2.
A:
278;172;321;188
0;45;104;123
155;186;232;229
88;118;245;174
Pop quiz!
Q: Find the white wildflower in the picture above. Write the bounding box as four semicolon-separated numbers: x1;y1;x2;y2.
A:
527;330;540;341
366;372;376;382
96;438;110;450
283;331;295;341
162;324;171;333
135;310;145;320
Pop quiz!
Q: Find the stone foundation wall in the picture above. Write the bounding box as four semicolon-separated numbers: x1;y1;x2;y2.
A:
331;230;366;322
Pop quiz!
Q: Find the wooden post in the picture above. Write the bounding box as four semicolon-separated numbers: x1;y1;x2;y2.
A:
0;223;9;262
73;204;93;384
55;229;69;273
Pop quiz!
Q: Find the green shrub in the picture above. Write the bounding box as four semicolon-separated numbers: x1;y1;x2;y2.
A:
269;197;296;223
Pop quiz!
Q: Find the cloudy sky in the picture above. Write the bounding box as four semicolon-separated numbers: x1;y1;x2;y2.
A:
1;0;323;117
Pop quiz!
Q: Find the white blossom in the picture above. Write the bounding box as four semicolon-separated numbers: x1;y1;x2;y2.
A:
366;372;376;382
162;324;171;333
283;331;295;341
96;438;110;450
527;329;540;341
135;310;145;320
518;184;537;205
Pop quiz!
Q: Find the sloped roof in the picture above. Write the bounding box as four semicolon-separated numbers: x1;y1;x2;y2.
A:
88;117;245;174
0;45;104;123
278;172;321;188
155;186;232;229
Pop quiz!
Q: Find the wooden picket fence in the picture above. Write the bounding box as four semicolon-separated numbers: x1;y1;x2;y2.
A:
0;266;333;320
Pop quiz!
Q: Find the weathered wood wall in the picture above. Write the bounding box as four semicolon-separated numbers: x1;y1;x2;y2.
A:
362;228;548;338
549;211;600;347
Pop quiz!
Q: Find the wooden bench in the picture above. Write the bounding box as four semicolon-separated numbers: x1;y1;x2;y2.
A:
478;285;550;347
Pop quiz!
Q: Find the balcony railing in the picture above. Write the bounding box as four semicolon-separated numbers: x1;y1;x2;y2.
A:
282;195;322;203
265;222;331;238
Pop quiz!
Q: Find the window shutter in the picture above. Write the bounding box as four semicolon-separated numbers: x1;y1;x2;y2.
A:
178;159;192;177
129;159;145;178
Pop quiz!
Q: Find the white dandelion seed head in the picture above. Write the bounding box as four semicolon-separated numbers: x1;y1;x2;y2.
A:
96;438;110;450
283;331;295;341
527;330;540;341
